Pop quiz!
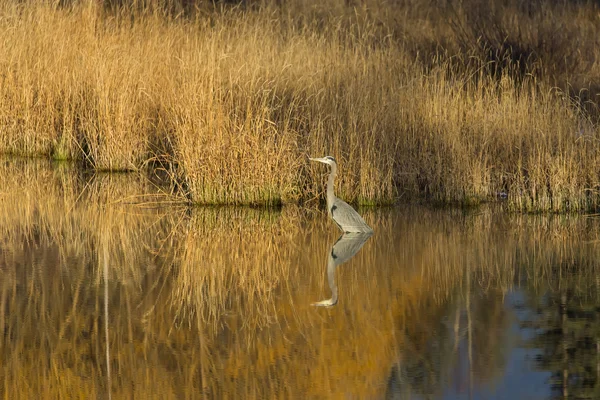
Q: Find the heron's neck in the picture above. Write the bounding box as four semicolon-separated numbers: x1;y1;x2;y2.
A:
326;163;337;212
326;256;338;304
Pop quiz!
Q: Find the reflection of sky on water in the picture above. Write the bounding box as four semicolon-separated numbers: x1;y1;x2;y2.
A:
439;289;551;400
391;289;554;400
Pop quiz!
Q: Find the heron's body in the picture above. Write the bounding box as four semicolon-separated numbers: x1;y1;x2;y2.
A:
309;156;373;234
312;232;372;307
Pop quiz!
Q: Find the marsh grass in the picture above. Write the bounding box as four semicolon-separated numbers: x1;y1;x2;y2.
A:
0;1;599;209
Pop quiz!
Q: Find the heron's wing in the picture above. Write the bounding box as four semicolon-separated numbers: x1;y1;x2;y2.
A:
331;198;373;233
330;232;372;266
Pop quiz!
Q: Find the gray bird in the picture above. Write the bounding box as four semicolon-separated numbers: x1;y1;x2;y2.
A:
309;156;373;233
312;232;373;307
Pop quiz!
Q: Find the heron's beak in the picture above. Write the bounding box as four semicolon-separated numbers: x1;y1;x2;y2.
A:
309;157;328;164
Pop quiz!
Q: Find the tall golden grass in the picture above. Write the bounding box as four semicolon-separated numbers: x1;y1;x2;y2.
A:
0;0;599;209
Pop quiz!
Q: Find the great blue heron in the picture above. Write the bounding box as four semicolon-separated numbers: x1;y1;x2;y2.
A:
309;156;373;233
312;232;372;307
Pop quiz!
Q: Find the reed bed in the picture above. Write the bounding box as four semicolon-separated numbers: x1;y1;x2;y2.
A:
0;1;599;209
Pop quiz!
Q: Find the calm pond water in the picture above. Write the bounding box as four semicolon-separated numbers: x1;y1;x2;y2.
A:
2;160;600;399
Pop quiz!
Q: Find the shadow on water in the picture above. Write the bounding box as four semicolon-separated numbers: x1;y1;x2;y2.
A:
312;232;372;307
3;159;600;398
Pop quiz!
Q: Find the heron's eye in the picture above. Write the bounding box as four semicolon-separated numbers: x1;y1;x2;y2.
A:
326;156;336;162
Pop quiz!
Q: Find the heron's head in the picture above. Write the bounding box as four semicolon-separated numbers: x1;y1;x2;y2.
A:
309;156;337;167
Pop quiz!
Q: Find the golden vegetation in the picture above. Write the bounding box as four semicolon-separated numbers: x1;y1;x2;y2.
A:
0;1;599;208
2;161;600;397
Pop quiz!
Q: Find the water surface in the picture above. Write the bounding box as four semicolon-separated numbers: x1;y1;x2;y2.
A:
1;160;600;399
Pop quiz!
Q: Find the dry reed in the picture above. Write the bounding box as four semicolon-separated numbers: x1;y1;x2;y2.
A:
0;0;599;209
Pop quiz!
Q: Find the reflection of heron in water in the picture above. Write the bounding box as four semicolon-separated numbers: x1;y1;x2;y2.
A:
312;232;372;307
309;156;373;233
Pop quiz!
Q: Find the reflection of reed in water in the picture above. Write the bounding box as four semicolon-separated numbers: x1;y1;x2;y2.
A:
5;160;600;398
0;161;182;399
312;232;372;307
